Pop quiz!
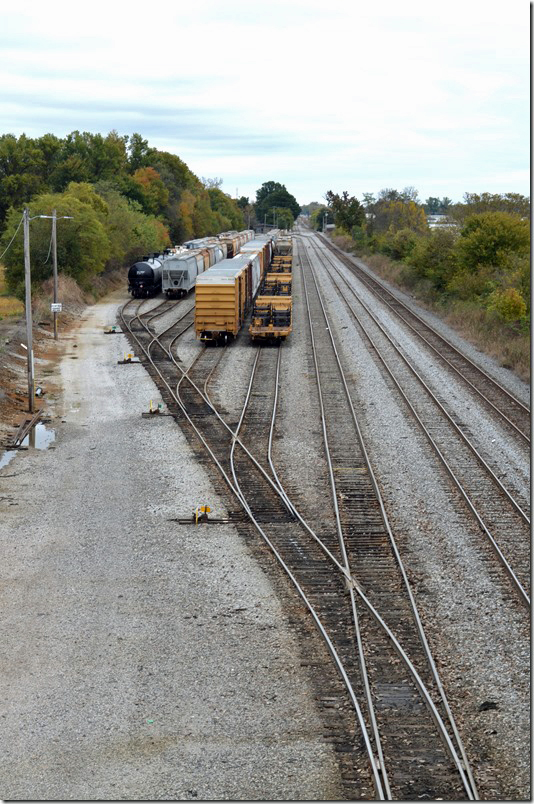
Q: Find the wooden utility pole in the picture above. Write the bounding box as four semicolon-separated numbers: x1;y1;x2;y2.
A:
23;207;34;413
52;209;58;339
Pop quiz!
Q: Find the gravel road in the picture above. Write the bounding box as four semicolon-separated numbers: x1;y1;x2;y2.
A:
0;290;343;801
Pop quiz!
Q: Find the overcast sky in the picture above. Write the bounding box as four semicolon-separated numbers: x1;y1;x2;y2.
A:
1;0;529;205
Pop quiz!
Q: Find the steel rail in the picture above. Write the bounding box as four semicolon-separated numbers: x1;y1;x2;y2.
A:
305;238;530;609
229;342;391;799
118;301;387;799
299;241;478;800
309;239;530;526
299;257;392;797
119;296;476;798
317;232;530;444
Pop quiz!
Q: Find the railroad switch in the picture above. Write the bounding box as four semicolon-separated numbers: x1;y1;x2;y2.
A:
193;505;211;525
169;507;230;525
117;352;140;364
142;400;164;416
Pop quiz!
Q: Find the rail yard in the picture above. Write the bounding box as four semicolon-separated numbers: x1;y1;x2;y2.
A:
0;226;530;800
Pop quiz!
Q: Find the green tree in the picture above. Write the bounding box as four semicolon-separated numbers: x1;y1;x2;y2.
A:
128;133;153;172
299;201;322;216
425;197;442;214
207;187;244;230
131;167;169;216
451;193;530;224
325;190;365;232
487;287;527;323
310;205;330;231
407;228;458;291
255;181;300;223
0;134;49;225
373;199;427;234
96;185;170;266
256;181;285;206
1;190;111;297
271;207;294;229
362;193;376;210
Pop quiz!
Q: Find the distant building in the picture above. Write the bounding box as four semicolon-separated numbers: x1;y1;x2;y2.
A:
427;214;456;230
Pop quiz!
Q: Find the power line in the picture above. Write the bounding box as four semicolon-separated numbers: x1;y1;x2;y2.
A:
0;213;24;261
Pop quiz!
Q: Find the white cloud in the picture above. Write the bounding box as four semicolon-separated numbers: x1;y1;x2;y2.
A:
0;0;528;203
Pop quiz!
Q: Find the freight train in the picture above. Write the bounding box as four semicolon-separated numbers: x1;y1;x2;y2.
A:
249;234;293;340
127;249;178;299
162;242;227;298
194;231;293;344
127;230;254;299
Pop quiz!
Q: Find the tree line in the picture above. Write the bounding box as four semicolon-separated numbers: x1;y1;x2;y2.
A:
0;132;299;299
308;188;530;329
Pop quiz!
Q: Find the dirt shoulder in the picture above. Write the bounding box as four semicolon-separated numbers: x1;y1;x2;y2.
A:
0;315;74;442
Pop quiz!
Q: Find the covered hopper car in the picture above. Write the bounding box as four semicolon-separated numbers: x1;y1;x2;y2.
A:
162;243;227;298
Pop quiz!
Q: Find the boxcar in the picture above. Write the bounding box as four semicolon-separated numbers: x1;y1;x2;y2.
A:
194;253;263;342
238;238;273;276
218;229;255;258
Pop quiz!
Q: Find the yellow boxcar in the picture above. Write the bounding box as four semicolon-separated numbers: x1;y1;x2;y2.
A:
195;254;263;342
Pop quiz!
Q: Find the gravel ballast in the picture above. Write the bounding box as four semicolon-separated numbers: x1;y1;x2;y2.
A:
295;233;530;799
0;291;343;801
1;229;530;800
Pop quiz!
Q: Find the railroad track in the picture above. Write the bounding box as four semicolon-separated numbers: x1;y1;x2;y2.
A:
316;232;531;446
295;243;477;799
117;268;479;799
302;235;530;608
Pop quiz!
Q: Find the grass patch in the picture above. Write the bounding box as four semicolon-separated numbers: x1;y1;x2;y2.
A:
0;265;24;318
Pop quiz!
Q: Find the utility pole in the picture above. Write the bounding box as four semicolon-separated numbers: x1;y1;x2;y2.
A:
23;207;34;413
22;209;73;410
52;209;58;339
41;210;72;339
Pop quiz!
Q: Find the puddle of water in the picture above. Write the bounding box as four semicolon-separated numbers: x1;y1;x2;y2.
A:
21;422;56;449
0;450;17;470
0;424;56;471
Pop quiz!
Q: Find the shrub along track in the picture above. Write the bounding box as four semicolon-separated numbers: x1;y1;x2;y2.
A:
118;271;479;799
317;233;530;446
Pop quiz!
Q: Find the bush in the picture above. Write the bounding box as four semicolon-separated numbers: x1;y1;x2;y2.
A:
446;265;497;301
486;287;527;323
406;228;457;291
385;228;419;261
